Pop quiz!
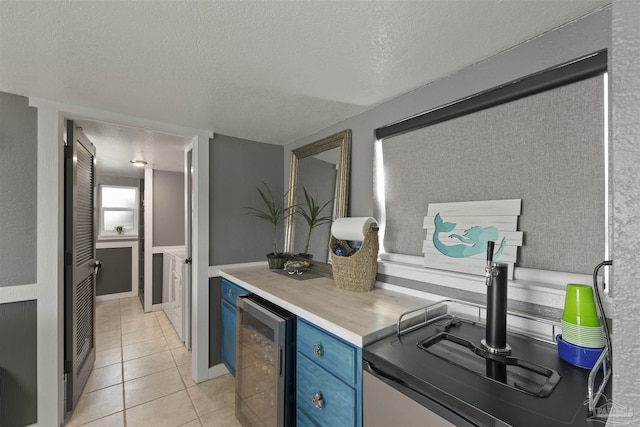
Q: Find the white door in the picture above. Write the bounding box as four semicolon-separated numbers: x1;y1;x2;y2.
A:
184;147;193;350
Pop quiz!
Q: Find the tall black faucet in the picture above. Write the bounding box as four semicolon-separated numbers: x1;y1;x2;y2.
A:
481;241;511;355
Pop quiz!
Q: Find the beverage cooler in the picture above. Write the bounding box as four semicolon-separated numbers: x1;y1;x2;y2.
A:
236;295;296;427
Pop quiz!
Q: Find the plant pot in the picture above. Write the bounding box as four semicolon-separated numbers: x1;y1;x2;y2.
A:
295;253;314;260
266;253;287;269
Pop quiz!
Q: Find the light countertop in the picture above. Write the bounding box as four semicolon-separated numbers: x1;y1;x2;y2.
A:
219;265;433;347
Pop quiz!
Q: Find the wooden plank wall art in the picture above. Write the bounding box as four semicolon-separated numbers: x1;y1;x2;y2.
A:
422;199;523;279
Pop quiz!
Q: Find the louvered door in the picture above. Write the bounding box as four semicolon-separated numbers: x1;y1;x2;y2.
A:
64;120;98;411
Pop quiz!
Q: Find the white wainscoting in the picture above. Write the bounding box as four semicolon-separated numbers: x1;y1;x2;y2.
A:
377;253;612;317
0;283;38;304
151;246;186;312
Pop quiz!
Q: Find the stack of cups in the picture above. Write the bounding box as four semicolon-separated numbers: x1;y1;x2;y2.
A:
557;283;605;369
561;284;604;349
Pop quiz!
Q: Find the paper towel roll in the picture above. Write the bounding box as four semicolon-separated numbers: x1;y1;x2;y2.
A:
331;217;377;241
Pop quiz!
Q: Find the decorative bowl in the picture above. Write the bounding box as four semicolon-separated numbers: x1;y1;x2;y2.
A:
284;259;310;271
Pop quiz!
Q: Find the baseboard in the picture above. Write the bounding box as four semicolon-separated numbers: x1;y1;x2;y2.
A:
96;290;138;302
208;363;230;379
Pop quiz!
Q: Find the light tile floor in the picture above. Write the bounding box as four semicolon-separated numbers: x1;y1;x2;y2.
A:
65;297;240;427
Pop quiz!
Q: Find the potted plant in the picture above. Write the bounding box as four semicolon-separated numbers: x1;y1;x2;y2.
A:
114;225;125;235
244;183;294;269
296;187;333;259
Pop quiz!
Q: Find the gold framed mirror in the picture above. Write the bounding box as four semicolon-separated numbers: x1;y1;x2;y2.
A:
285;130;351;269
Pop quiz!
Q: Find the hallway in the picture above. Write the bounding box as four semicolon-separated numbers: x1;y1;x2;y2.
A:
65;297;239;427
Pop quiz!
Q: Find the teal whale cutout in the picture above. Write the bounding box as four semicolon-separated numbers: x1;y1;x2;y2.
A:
433;213;506;259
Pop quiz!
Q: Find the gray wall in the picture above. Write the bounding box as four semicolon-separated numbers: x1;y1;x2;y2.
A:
0;92;37;287
612;0;640;423
285;3;640;422
285;8;612;290
0;92;38;426
0;301;38;427
96;247;132;296
153;170;185;247
209;134;284;265
151;170;185;303
285;8;611;221
208;134;283;369
381;75;605;274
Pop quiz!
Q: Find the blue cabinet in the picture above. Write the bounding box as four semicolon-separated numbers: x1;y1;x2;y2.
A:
296;318;362;427
221;299;237;376
220;278;250;376
296;406;319;427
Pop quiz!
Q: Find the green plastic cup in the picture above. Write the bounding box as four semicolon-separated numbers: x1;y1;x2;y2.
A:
562;284;601;327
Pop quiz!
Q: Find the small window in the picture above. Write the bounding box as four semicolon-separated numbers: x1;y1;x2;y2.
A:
99;185;139;237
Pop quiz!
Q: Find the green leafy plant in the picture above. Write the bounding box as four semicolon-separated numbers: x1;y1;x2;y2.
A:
244;183;294;255
114;225;124;234
297;187;333;255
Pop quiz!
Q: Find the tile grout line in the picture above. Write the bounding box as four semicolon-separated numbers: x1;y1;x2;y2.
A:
121;298;186;425
158;309;203;425
120;298;127;427
88;297;205;427
72;300;123;426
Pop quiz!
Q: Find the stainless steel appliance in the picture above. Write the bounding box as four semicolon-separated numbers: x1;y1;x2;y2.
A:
363;247;612;426
363;299;611;427
363;368;456;427
236;295;295;427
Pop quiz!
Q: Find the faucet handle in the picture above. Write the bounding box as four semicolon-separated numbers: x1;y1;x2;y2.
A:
485;264;499;286
485;241;496;286
486;241;495;263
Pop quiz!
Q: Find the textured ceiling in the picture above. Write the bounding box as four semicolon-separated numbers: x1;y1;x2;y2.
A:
1;0;609;150
76;120;191;178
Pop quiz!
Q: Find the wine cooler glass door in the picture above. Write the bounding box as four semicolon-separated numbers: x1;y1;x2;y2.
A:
236;297;287;427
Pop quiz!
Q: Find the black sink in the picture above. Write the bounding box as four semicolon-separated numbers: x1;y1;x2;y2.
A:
418;328;561;397
363;314;611;427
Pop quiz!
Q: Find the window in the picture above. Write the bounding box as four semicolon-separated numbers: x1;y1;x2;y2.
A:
99;185;139;237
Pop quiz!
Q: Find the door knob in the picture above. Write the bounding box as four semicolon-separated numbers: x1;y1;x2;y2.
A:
185;257;192;264
93;260;103;274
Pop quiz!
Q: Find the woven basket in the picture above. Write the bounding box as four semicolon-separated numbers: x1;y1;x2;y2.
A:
329;224;379;292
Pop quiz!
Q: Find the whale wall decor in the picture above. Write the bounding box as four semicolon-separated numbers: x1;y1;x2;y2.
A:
422;199;523;279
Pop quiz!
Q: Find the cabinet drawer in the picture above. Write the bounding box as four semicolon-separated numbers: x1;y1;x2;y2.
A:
221;278;249;307
296;408;319;427
297;318;357;385
297;353;356;427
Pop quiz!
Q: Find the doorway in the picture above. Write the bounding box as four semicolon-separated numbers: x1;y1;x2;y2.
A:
64;119;195;421
31;98;212;427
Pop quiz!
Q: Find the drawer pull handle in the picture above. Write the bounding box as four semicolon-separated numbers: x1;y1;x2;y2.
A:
228;289;234;298
313;343;323;357
311;392;324;409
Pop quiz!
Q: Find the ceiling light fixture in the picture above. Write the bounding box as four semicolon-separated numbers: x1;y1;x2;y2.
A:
130;160;147;167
